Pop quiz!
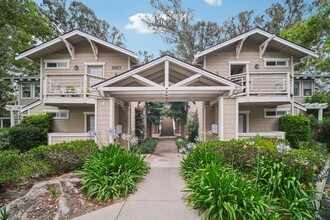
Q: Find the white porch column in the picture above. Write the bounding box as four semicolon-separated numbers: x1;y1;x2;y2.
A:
318;109;323;121
109;97;116;143
203;102;206;141
127;103;131;150
10;110;15;127
218;97;224;140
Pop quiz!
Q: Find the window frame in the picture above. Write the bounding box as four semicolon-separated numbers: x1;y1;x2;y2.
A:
302;81;313;97
84;62;106;78
264;108;289;118
43;109;70;120
33;83;40;99
294;81;300;97
21;83;32;99
263;58;289;68
44;59;70;69
227;61;250;76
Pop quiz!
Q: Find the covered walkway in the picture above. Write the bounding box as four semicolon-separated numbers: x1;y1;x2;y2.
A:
75;138;200;220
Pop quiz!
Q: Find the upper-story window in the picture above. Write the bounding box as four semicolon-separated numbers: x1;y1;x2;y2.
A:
44;59;70;69
294;82;300;96
88;66;103;77
21;84;31;99
34;83;40;98
264;58;289;67
264;108;289;118
303;81;312;96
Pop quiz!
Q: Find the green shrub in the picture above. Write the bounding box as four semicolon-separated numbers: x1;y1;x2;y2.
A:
0;140;98;185
0;128;10;150
279;115;312;148
184;163;270;220
80;144;149;201
181;147;222;180
254;159;321;219
319;117;330;148
186;111;199;143
131;137;158;154
29;139;99;174
20;112;53;134
8;126;46;152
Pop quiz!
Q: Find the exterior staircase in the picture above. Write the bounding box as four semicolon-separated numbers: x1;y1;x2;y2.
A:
161;116;174;136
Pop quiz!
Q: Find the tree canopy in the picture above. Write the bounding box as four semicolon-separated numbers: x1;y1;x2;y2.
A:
38;0;126;46
143;0;315;62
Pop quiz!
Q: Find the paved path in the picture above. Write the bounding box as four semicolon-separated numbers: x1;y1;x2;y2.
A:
75;138;200;220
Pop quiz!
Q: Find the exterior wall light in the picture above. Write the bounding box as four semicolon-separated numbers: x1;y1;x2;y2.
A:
74;65;79;71
255;64;259;69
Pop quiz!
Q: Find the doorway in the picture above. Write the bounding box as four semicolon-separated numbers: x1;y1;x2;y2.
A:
238;111;249;133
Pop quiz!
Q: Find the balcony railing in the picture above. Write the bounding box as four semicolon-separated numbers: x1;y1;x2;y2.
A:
44;73;105;101
227;72;291;98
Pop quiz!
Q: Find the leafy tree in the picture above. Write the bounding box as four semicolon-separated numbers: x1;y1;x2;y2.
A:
146;102;164;136
143;0;222;61
143;0;314;61
166;102;188;135
280;0;329;74
137;50;154;64
0;0;53;115
39;0;126;46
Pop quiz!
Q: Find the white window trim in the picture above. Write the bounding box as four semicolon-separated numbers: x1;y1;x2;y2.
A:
302;80;313;97
83;112;95;132
33;83;41;99
43;109;70;119
239;111;250;133
44;59;70;69
294;81;301;97
84;62;106;78
21;83;32;99
228;61;250;76
263;58;289;68
264;108;290;118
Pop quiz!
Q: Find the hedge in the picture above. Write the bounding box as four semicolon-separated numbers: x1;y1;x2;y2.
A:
279;115;312;148
8;113;53;152
131;138;158;154
0;140;99;185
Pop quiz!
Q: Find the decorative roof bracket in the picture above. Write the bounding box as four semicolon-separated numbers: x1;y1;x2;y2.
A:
59;36;75;60
259;35;275;59
85;37;99;60
236;35;248;59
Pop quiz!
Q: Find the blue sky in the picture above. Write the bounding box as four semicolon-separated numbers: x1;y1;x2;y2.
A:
34;0;314;56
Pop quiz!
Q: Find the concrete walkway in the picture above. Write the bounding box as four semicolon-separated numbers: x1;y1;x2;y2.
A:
75;138;200;220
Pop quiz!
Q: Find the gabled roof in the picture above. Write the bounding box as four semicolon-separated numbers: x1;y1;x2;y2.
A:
20;100;42;113
194;28;318;61
16;30;139;61
92;55;241;89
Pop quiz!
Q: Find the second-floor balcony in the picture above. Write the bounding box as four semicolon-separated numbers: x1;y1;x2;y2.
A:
44;73;106;105
227;72;292;103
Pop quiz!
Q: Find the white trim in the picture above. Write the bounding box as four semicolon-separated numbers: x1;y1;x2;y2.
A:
109;97;115;143
44;59;70;69
20;83;32;99
264;108;290;118
164;60;169;88
219;97;224;140
302;80;313;97
170;74;202;87
259;35;275;59
203;56;206;69
194;28;318;60
239;111;250;133
293;102;307;112
93;55;241;89
84;62;106;66
236;35;248;59
95;101;98;143
43;109;70;119
239;132;285;139
263;58;289;68
228;61;250;64
235;98;238;139
83;112;95;132
59;36;75;60
20;100;42;113
132;75;162;87
16;30;139;61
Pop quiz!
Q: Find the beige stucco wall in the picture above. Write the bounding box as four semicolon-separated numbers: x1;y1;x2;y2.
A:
204;40;291;77
223;98;237;140
42;41;130;78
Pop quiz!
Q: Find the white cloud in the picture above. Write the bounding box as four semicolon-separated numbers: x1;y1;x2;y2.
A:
125;13;153;34
204;0;222;6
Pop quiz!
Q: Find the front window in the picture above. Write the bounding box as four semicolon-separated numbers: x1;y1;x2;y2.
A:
44;60;70;69
264;109;289;118
88;66;103;77
303;81;312;96
294;82;300;96
264;59;289;67
21;84;31;98
44;110;70;119
34;84;40;98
